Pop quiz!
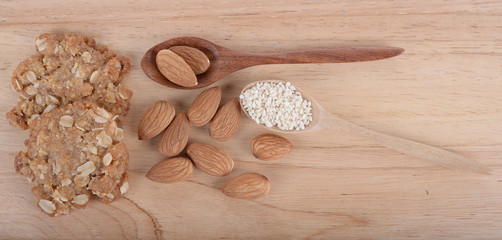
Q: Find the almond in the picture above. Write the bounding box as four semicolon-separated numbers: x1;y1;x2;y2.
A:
138;101;175;140
188;86;222;126
187;142;234;176
252;134;293;161
169;46;210;75
146;156;194;183
159;112;190;157
222;173;270;199
209;98;241;142
156;49;197;87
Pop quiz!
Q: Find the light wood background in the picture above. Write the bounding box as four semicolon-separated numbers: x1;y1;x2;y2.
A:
1;0;501;239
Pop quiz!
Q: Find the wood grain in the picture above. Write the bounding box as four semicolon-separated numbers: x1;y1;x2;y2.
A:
1;0;502;239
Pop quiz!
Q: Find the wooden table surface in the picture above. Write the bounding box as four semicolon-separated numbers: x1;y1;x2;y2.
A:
1;1;501;239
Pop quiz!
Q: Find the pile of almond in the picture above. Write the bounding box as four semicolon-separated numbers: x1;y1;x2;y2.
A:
139;85;294;199
156;46;210;87
140;45;294;199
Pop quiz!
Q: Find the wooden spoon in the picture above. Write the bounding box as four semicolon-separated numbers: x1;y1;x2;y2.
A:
141;37;404;89
240;80;490;174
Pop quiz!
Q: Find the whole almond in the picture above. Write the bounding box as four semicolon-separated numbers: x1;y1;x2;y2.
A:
222;173;270;199
159;112;190;157
169;46;210;75
146;156;194;183
252;134;293;161
209;98;241;142
188;86;222;126
156;49;197;87
186;142;234;176
138;101;175;140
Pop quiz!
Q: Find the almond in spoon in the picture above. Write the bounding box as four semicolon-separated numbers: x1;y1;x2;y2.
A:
188;86;222;126
156;49;197;87
187;142;234;176
159;112;190;157
222;173;270;199
209;98;241;142
252;134;293;161
138;101;175;140
146;156;194;183
169;46;210;75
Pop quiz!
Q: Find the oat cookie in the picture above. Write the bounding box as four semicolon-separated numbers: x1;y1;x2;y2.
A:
14;101;129;216
7;33;133;130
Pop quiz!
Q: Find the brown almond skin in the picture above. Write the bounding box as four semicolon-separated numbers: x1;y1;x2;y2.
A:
222;173;270;199
159;112;190;157
188;86;222;126
156;49;197;87
138;101;175;140
252;134;293;161
209;98;241;142
146;156;194;183
186;142;234;176
169;46;210;75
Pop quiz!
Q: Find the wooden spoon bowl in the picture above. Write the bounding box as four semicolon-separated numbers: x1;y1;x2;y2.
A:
141;37;221;89
141;37;404;89
240;80;490;174
240;80;324;133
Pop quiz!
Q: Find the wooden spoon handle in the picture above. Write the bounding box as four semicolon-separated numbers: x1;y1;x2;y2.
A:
222;46;403;69
323;113;490;174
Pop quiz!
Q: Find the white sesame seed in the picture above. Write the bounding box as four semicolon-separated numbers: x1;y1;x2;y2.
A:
240;82;312;131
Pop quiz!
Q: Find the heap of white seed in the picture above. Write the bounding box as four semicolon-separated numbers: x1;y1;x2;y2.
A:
239;82;312;131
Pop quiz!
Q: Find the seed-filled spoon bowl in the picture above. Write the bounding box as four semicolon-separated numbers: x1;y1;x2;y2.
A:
240;80;490;174
141;37;404;89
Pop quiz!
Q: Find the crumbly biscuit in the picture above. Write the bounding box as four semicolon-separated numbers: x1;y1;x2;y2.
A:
7;33;133;130
14;101;129;216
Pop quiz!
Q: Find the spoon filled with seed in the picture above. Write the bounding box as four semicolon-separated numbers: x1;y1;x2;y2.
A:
240;80;490;174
